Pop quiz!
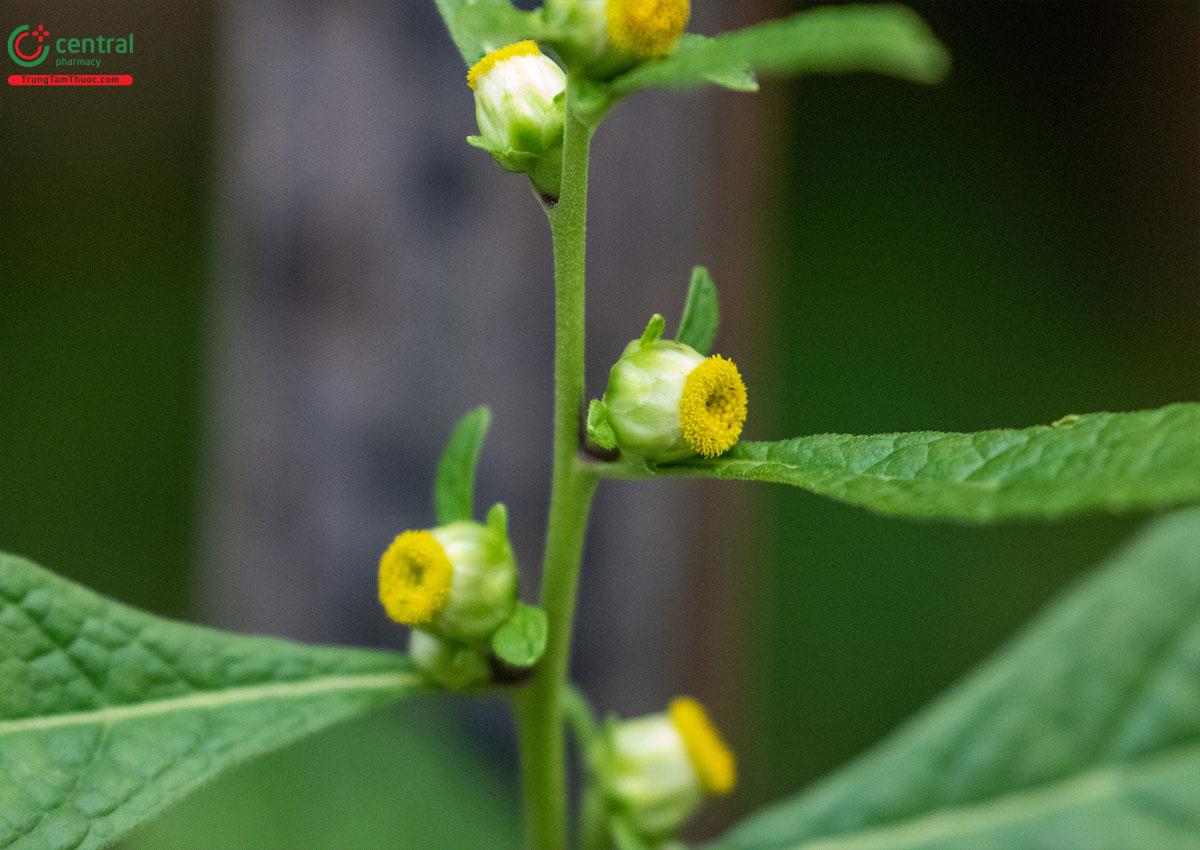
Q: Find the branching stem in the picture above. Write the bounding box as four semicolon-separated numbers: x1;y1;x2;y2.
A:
513;94;599;850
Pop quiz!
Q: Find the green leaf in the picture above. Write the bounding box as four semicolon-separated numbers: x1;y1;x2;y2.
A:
0;553;424;850
676;266;719;355
610;5;950;98
434;406;492;525
636;404;1200;522
587;400;617;451
435;0;543;66
491;602;548;668
709;508;1200;850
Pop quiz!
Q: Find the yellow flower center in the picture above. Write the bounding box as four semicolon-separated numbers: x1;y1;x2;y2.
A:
606;0;689;58
669;697;736;796
679;355;747;458
378;530;453;624
467;40;542;90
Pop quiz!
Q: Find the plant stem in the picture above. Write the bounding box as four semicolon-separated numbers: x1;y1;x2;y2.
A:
514;99;598;850
563;686;609;850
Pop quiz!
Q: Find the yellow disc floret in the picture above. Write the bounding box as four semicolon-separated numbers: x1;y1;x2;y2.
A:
679;354;747;458
378;530;454;624
606;0;690;58
669;697;736;796
467;40;543;90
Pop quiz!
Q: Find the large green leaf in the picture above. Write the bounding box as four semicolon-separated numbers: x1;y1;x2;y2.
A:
608;404;1200;521
610;5;950;98
710;508;1200;850
434;405;492;524
0;553;425;850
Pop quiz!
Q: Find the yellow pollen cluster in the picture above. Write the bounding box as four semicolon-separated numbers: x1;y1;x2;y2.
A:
679;355;747;458
669;697;736;796
467;40;542;90
606;0;690;58
378;530;453;624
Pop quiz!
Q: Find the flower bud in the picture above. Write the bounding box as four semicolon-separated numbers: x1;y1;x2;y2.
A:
466;41;566;197
409;629;492;690
589;315;747;463
602;697;735;841
378;507;518;644
546;0;690;80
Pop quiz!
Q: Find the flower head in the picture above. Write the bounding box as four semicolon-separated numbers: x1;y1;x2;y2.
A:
602;697;736;841
588;315;747;463
378;509;518;644
378;530;453;625
543;0;689;79
678;355;747;459
466;40;566;195
605;0;690;58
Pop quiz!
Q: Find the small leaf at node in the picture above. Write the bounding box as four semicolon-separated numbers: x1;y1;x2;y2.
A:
490;603;549;668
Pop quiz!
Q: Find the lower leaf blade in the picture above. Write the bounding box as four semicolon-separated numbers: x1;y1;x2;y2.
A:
709;508;1200;850
0;553;425;850
650;404;1200;521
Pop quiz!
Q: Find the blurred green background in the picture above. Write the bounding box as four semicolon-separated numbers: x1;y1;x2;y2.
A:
1;2;1196;847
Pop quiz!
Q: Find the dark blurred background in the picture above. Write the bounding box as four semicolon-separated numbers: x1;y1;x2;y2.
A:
1;1;1197;847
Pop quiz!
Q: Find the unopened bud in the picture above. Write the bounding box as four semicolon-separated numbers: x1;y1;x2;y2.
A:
546;0;690;79
602;697;735;841
379;507;518;644
467;41;566;196
589;315;746;463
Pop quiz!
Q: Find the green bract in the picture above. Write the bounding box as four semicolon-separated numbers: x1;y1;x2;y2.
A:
428;513;519;644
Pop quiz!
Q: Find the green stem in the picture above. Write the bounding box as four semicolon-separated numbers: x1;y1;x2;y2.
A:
514;98;598;850
563;686;609;850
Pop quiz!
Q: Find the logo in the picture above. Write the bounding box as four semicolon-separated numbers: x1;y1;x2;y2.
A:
8;24;50;67
6;22;135;85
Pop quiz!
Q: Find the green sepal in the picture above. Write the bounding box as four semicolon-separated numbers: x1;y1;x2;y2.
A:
490;602;549;668
587;400;617;450
434;406;492;525
675;266;719;355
